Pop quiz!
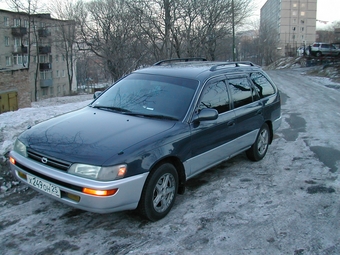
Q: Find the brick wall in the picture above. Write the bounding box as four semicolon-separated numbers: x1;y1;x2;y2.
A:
0;68;31;110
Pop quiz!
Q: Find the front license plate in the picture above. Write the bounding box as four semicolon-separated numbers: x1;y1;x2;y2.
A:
26;174;61;198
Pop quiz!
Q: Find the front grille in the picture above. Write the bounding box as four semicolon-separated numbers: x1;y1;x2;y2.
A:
27;149;71;171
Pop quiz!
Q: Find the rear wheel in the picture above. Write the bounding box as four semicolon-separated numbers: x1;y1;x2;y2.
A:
246;123;270;161
138;163;178;221
316;51;322;57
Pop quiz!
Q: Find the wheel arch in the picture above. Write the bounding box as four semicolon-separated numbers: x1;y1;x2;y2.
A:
148;156;186;195
265;120;274;144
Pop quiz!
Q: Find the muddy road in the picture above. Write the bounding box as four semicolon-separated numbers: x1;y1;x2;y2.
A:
1;68;339;255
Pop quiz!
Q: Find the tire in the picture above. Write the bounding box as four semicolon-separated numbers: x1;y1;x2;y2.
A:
138;163;178;221
246;123;270;161
316;51;322;57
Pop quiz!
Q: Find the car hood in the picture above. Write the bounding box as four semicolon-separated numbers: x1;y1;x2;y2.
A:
19;107;176;165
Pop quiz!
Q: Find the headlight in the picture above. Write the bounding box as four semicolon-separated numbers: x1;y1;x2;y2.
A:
68;163;127;181
13;139;27;157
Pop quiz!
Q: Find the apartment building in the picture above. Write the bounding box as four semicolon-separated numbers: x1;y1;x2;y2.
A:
0;9;76;106
260;0;317;56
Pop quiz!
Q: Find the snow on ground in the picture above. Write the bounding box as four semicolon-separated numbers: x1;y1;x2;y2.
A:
0;94;93;161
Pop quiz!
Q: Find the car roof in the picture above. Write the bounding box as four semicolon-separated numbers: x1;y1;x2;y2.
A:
134;59;263;81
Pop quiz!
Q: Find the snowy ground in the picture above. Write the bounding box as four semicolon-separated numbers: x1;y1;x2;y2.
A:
1;68;340;254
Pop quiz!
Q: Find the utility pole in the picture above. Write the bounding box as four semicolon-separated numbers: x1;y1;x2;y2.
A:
232;0;236;61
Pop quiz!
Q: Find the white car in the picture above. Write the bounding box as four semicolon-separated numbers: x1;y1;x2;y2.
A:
310;43;340;57
297;46;309;56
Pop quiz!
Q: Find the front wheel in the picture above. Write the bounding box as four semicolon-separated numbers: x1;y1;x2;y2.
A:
138;163;178;221
246;123;270;161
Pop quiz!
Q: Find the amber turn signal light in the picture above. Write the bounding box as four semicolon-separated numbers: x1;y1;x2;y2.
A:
82;188;118;196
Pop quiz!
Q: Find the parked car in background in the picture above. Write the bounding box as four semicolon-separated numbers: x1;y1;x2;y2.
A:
297;46;309;56
310;42;340;57
9;58;281;221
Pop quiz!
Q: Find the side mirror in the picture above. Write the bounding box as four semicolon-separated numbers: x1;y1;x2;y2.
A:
93;91;102;99
192;108;218;122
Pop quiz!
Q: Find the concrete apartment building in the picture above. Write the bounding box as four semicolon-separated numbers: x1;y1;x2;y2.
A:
0;9;76;113
260;0;317;56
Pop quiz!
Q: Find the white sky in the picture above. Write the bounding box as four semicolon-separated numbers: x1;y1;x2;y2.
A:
0;0;338;28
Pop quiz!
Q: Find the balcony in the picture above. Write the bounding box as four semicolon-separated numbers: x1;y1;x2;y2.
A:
11;27;27;36
38;46;51;54
13;45;28;54
38;28;51;37
39;63;52;70
40;79;53;87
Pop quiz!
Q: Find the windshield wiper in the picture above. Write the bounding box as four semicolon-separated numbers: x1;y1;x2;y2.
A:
126;112;178;121
92;105;131;113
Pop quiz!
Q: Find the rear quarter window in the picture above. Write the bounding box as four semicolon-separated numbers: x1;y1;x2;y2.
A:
250;72;275;98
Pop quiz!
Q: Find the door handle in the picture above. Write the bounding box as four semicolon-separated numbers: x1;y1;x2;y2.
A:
227;121;235;127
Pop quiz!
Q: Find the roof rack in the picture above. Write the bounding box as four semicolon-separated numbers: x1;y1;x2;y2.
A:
153;57;207;66
210;61;257;71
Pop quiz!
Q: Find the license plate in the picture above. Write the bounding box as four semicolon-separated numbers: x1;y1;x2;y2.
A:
26;174;61;198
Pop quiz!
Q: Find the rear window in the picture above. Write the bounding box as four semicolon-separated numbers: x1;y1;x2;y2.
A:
250;72;275;98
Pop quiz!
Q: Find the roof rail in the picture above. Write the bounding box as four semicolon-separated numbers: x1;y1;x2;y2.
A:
153;57;207;66
210;61;257;71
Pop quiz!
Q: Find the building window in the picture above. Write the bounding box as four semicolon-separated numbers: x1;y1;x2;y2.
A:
14;37;21;46
301;20;305;24
24;20;29;28
293;19;297;23
62;55;66;61
4;17;9;26
6;56;12;66
292;11;297;16
23;55;28;66
56;70;60;77
62;70;66;77
293;3;297;8
42;88;48;96
13;18;21;27
301;27;304;32
5;36;10;46
23;38;29;46
56;54;59;62
39;55;46;63
292;35;296;40
301;3;305;8
13;54;23;65
301;12;305;16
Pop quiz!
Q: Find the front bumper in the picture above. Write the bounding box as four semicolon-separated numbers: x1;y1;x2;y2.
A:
9;151;148;213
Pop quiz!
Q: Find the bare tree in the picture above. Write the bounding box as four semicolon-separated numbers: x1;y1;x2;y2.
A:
259;22;279;65
48;0;78;94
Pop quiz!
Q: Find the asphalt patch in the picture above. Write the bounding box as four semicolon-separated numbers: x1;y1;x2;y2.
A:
310;146;340;173
307;185;335;194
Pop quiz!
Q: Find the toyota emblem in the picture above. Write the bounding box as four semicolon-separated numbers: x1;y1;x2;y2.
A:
41;157;48;164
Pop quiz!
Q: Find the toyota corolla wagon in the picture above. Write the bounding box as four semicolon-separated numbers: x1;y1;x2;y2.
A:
9;59;281;221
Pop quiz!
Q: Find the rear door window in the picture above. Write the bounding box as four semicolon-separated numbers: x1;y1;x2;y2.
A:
250;72;275;98
228;77;256;108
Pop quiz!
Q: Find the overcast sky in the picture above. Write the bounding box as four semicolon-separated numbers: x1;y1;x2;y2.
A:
0;0;338;29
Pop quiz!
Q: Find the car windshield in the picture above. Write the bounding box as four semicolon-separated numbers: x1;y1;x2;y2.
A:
91;73;199;120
